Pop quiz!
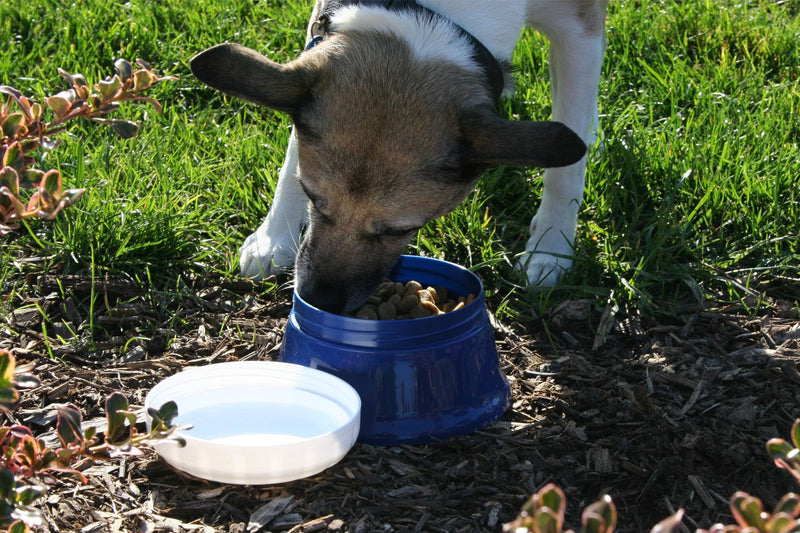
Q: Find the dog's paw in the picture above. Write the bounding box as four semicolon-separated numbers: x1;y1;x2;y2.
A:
516;214;576;287
239;228;298;280
517;253;572;287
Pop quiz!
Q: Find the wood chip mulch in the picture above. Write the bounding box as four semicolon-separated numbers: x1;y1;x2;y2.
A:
1;273;798;532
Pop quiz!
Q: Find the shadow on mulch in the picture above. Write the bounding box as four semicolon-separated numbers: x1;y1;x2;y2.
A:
2;274;798;532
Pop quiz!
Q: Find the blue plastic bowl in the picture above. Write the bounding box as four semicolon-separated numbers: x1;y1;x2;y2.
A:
280;255;510;445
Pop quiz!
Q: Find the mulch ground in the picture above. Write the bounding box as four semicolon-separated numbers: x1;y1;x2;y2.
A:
2;272;799;532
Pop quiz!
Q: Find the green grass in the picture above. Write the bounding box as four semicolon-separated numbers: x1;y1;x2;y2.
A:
1;0;798;320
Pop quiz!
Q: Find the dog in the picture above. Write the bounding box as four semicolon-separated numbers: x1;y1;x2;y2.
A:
191;0;608;314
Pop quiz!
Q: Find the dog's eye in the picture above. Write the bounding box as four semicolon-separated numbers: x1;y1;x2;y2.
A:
310;201;331;223
379;226;419;239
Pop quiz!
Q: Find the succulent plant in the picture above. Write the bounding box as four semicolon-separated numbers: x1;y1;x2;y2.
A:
767;420;800;484
695;491;800;533
0;349;186;529
0;59;174;234
502;483;683;533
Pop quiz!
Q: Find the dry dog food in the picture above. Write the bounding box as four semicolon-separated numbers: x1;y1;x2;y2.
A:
351;280;476;320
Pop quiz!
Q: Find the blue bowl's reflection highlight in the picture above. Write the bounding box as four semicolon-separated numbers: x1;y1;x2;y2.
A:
280;255;511;445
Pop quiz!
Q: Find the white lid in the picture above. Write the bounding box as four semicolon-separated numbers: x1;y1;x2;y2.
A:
144;361;361;484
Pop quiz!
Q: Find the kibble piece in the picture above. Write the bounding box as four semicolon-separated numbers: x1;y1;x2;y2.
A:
377;301;398;320
409;304;432;319
397;294;419;314
355;306;378;320
404;280;422;296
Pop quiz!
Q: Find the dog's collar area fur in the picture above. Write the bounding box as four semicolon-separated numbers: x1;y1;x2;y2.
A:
306;0;506;103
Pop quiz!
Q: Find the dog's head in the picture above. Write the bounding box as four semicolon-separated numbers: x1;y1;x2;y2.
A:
192;29;585;313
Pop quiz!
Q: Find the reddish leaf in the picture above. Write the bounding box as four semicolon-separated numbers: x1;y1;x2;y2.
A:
132;69;156;91
2;112;26;138
108;119;139;139
96;74;122;100
105;391;136;445
2;140;24;173
20;168;42;189
0;165;20;196
56;403;85;448
0;348;16;381
45;95;71;120
114;58;133;82
40;169;62;197
582;495;617;533
60;187;85;207
7;519;32;533
730;492;766;529
773;492;800;517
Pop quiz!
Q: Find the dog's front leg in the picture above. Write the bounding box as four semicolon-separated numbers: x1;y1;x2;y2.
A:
240;129;308;280
520;4;607;286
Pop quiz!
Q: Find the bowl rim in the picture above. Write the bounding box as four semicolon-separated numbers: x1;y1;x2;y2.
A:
144;361;361;445
290;255;487;331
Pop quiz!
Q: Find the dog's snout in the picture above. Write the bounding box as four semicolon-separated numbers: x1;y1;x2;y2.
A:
298;279;348;314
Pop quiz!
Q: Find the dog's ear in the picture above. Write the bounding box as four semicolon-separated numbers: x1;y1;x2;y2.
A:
461;107;586;168
190;43;318;114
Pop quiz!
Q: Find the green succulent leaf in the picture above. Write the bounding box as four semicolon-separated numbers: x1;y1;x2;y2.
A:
1;86;35;121
28;102;42;122
107;119;139;139
0;85;23;100
767;439;795;461
0;467;15;500
582;496;616;533
40;170;62;197
45;95;70;120
72;73;89;87
96;75;122;100
135;58;153;70
0;349;16;383
2;141;24;173
114;58;133;82
148;400;180;429
57;68;76;89
730;493;766;529
7;520;32;533
0;166;20;196
763;512;796;533
60;188;85;207
132;69;155;92
14;485;44;507
581;511;607;533
791;420;800;449
2;112;26;138
56;403;85;448
534;507;561;533
539;484;566;518
773;492;800;517
105;392;137;445
0;386;20;412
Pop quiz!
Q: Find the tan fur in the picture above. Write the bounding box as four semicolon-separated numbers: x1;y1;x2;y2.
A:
191;1;594;313
291;32;491;309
